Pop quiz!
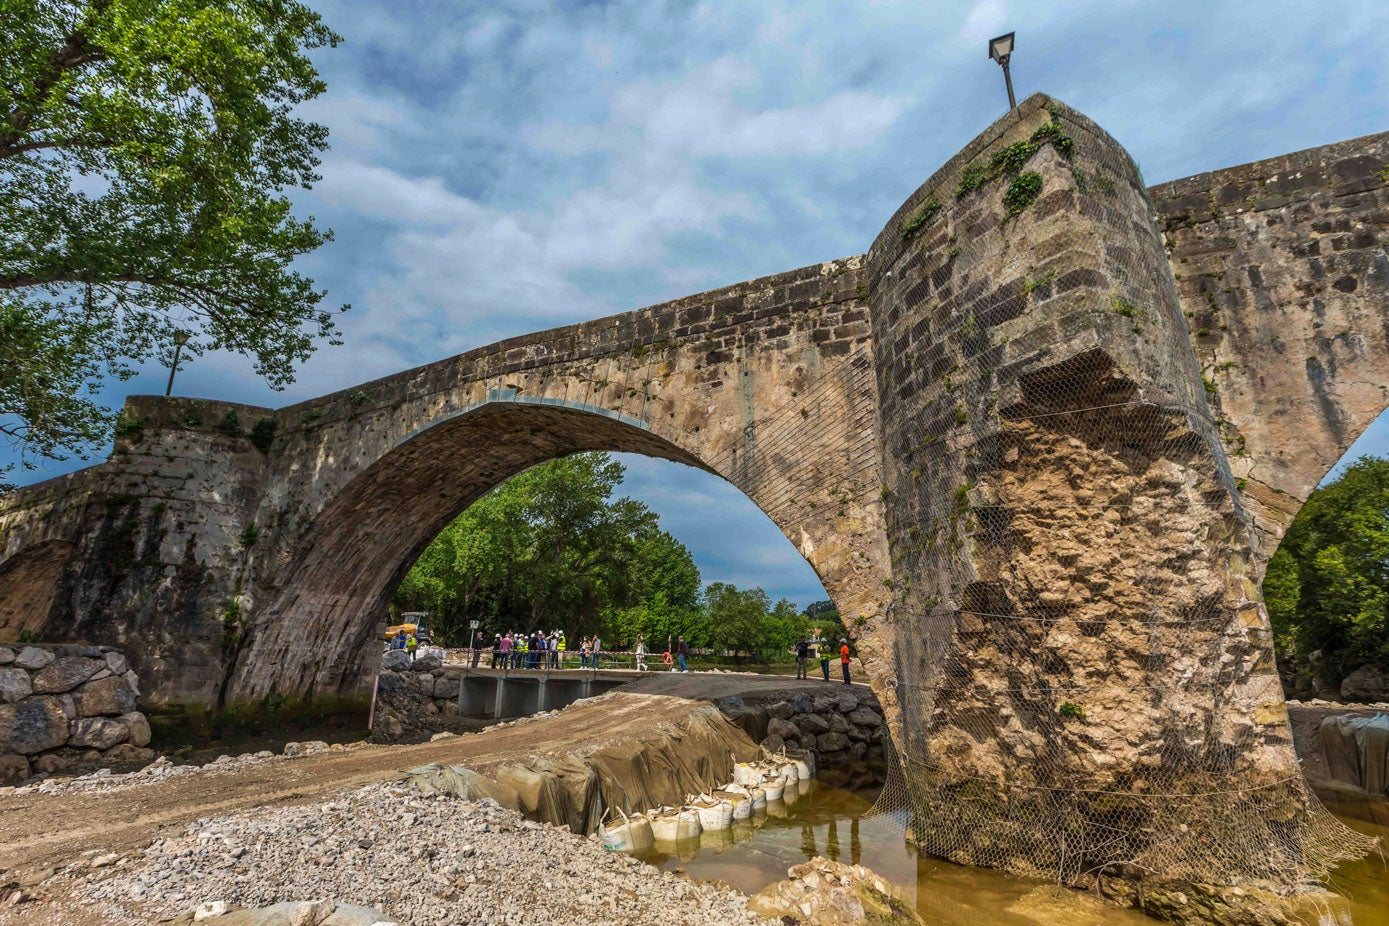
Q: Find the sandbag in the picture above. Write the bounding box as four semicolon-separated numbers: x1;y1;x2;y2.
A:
651;806;702;841
599;805;654;853
404;763;519;810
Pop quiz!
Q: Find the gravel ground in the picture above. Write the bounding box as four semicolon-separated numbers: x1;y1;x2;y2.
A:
29;782;771;926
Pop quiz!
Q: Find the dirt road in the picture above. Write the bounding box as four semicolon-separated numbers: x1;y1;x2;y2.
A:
0;689;708;883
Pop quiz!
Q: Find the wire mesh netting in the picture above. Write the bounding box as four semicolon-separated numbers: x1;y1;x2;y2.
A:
865;104;1378;893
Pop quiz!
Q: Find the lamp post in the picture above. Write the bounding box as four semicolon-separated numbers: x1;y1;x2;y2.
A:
988;31;1017;110
165;330;190;396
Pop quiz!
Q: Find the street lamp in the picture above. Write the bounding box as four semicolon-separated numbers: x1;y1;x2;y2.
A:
165;330;190;396
988;31;1017;110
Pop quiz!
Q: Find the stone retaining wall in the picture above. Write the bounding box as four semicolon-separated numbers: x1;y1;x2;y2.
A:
370;656;476;743
717;689;888;768
0;643;153;782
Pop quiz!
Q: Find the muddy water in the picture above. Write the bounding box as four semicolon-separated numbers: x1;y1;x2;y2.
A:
636;781;1389;926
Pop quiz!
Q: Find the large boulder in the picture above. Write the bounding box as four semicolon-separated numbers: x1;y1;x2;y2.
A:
847;706;883;728
103;651;129;676
380;650;411;672
815;731;851;753
0;646;14;665
73;676;137;716
411;653;442;672
766;700;794;720
790;693;814;714
0;667;32;704
69;716;131;750
32;656;105;694
1;697;70;754
13;647;54;671
767;716;802;741
1341;665;1389;703
795;713;832;736
432;676;459;700
0;754;29;783
121;711;152;747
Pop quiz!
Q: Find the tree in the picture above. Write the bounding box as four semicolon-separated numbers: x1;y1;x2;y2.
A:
1264;456;1389;687
1;0;344;483
705;582;771;660
392;453;703;645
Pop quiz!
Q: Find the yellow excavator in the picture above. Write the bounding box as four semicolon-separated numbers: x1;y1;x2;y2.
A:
384;612;430;644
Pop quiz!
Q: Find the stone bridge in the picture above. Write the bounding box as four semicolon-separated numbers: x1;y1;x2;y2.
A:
2;94;1386;895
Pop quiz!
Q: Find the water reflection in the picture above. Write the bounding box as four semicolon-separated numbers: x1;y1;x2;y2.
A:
636;781;1389;926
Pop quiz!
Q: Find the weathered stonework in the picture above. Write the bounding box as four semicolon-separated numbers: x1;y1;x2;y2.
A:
1;93;1385;900
0;643;152;782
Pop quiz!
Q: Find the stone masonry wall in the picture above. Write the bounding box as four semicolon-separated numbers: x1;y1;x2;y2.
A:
0;643;153;782
864;94;1315;887
1151;131;1389;567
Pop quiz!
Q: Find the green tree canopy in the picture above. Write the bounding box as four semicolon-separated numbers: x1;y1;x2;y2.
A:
393;453;703;646
1265;456;1389;686
1;0;343;483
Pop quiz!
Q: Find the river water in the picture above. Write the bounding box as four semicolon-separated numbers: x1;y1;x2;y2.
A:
636;780;1389;925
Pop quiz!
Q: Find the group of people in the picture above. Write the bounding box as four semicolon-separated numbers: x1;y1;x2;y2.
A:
791;633;853;684
472;629;566;669
462;629;692;672
388;629;419;660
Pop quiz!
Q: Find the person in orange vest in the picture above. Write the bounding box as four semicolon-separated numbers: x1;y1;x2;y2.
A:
839;638;851;684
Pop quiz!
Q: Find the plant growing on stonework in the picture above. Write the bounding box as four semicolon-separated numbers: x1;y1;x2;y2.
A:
0;0;346;488
900;200;943;240
1059;702;1085;719
112;412;143;441
1004;172;1044;215
219;409;242;437
249;418;277;454
239;523;260;548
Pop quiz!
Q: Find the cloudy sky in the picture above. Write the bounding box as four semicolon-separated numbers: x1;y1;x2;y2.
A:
9;0;1389;607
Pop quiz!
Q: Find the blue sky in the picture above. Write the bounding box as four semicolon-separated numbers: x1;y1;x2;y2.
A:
7;0;1389;608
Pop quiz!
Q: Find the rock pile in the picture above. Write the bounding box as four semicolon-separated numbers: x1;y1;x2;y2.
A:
754;691;888;766
372;661;484;744
0;644;151;782
65;782;769;926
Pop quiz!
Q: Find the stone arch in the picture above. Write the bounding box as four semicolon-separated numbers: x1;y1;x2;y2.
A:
0;540;74;639
225;399;853;703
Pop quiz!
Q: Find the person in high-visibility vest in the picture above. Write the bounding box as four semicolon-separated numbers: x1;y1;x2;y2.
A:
405;632;418;663
553;630;564;669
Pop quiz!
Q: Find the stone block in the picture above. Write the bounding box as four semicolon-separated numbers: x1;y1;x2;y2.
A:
790;693;813;714
31;750;78;775
766;700;794;720
432;676;459;699
795;713;831;736
835;693;859;714
0;647;13;665
375;671;404;692
32;656;105;694
55;644;104;659
69;716;131;750
0;753;29;783
411;653;442;672
767;716;801;741
13;647;54;671
103;652;129;675
847;706;883;727
122;669;140;696
815;731;850;752
761;733;785;754
828;713;853;734
74;676;137;717
380;651;411;672
120;711;152;747
1;696;69;754
0;667;32;704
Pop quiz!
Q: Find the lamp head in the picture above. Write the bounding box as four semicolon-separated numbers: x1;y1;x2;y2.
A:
989;31;1015;63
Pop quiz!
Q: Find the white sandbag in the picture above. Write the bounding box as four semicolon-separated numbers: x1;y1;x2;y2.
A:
762;778;785;801
733;762;763;787
786;749;815;780
651;806;702;841
716;788;751;820
749;785;767;810
691;793;733;830
599;805;653;853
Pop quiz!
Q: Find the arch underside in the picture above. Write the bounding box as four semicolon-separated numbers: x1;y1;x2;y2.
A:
228;401;834;702
0;540;74;639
